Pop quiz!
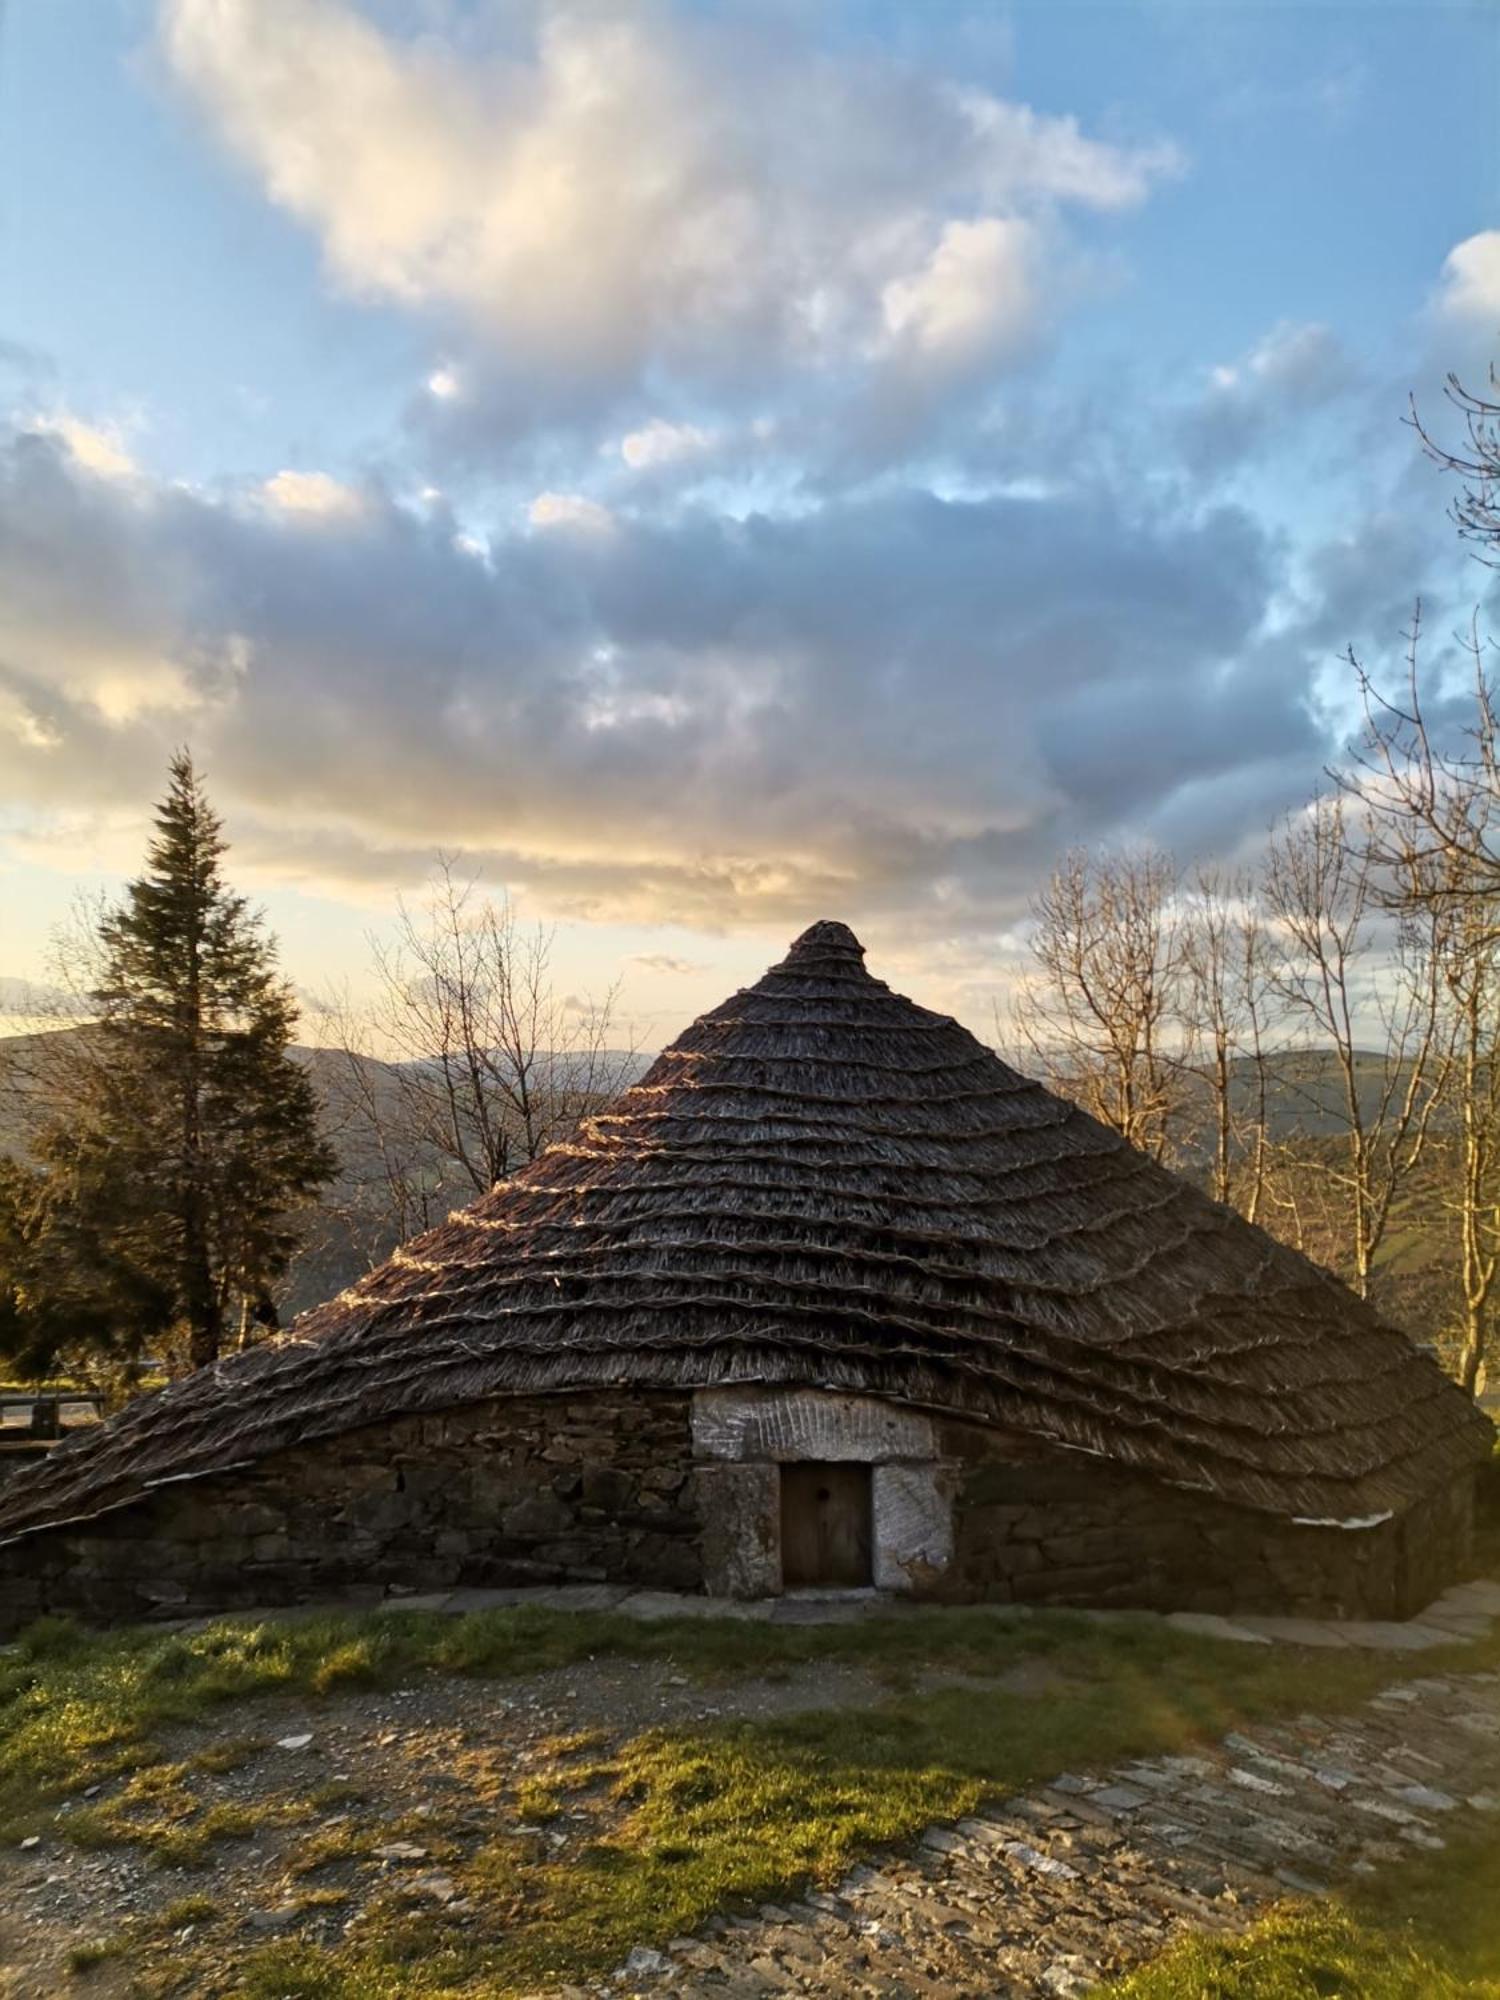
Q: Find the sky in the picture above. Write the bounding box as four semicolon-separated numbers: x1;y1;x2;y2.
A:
1;0;1498;1048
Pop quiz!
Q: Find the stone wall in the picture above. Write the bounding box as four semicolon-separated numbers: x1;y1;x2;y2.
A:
0;1384;1478;1634
938;1422;1476;1620
0;1391;699;1636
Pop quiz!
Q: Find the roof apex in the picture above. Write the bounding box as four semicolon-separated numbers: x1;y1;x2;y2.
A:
780;919;866;969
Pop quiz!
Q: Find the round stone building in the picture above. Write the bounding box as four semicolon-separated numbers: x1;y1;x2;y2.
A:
0;921;1490;1633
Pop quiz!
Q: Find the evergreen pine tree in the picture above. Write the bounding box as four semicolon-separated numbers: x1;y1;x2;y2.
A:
0;1156;164;1382
35;753;336;1372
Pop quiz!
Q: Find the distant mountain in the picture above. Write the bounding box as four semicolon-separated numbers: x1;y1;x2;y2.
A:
0;1027;652;1318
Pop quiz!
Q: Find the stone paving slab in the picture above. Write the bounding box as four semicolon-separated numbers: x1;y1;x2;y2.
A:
1234;1617;1356;1648
595;1667;1500;1998
350;1577;1500;1656
138;1576;1500;1658
1162;1613;1270;1645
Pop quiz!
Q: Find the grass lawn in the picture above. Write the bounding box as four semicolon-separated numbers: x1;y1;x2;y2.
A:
1104;1819;1500;1997
3;1603;1499;1995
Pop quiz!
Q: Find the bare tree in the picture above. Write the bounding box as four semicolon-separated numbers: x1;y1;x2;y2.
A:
1012;846;1187;1163
1352;626;1500;1390
1179;867;1279;1218
324;862;634;1249
1410;368;1500;562
1435;893;1500;1392
1349;609;1500;910
1261;793;1448;1300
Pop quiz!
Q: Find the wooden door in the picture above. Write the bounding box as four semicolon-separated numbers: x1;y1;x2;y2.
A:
780;1462;873;1588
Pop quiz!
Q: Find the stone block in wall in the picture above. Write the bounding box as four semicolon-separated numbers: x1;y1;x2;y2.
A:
692;1387;935;1464
582;1467;636;1510
695;1462;779;1598
872;1462;955;1591
634;1536;702;1589
1012;1561;1137;1603
1039;1532;1134;1569
535;1539;597;1570
637;1466;688;1496
395;1465;454;1502
503;1492;573;1539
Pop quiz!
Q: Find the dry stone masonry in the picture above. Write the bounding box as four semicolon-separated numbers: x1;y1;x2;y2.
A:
0;1383;1481;1635
0;1393;701;1632
0;1383;1476;1635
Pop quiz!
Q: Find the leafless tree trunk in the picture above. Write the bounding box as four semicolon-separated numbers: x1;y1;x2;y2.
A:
322;862;634;1251
1179;867;1279;1217
1012;847;1187;1163
0;897;117;1154
1351;621;1500;1388
1444;903;1500;1393
1262;792;1448;1300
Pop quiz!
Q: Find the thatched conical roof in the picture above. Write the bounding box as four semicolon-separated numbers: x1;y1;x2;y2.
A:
0;921;1489;1545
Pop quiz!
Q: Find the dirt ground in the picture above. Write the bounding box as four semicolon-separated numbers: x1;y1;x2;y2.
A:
0;1654;941;1999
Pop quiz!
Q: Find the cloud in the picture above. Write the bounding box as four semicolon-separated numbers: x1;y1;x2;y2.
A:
1433;231;1500;327
0;428;221;729
30;413;138;481
528;492;615;533
618;420;715;472
627;952;708;976
262;469;366;518
160;0;1179;430
879;217;1043;379
1178;321;1350;476
0;408;1355;941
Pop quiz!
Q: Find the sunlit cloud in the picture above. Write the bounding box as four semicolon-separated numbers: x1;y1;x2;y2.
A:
30;413;138;481
627;952;709;975
1433;231;1500;326
618;420;715;470
262;469;366;518
160;0;1179;424
527;491;615;532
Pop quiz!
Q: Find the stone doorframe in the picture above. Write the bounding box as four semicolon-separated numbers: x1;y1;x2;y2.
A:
691;1386;956;1598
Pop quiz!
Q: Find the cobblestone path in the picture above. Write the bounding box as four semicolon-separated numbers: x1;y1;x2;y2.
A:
597;1667;1500;1999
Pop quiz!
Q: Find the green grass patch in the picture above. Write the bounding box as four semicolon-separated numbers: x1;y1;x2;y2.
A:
158;1895;219;1930
1105;1817;1500;1996
6;1600;1500;1995
0;1597;1263;1835
285;1819;381;1878
65;1935;130;1976
59;1760;310;1868
189;1734;269;1774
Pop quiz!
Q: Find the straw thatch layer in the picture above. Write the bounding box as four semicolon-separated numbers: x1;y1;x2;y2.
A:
0;921;1489;1547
